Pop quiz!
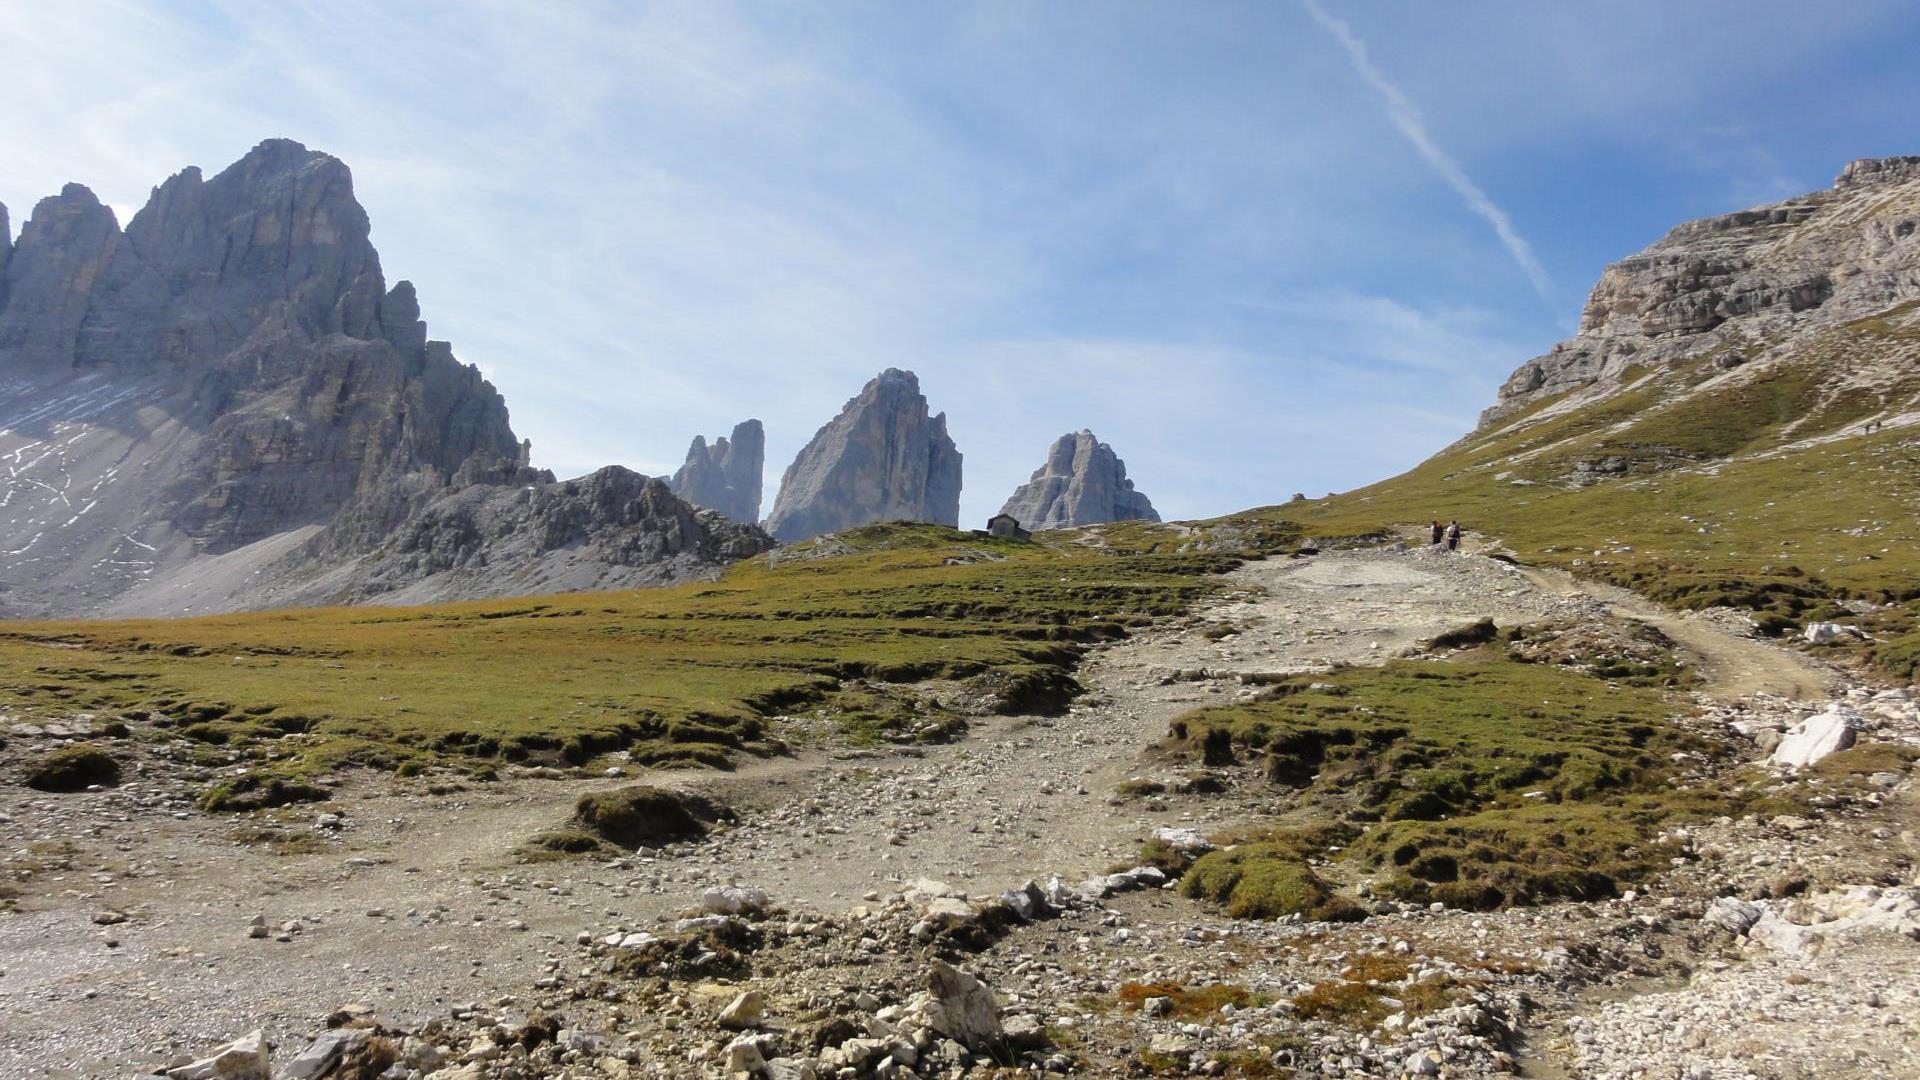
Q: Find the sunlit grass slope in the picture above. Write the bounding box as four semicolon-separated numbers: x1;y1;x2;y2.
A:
1272;368;1920;678
0;520;1296;780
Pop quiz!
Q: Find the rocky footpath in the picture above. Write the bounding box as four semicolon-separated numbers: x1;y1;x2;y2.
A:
764;370;961;543
998;431;1159;532
671;422;766;526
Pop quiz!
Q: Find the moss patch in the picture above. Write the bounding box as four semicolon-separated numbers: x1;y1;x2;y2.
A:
1179;828;1364;922
1175;649;1766;910
570;786;732;850
24;745;121;792
199;774;332;813
1117;981;1270;1019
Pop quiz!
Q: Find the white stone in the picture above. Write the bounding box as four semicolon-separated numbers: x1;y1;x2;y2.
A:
1705;896;1763;935
719;990;766;1030
922;960;1001;1050
1150;826;1214;853
1804;622;1843;645
724;1036;767;1076
700;885;771;916
1769;705;1858;769
165;1030;268;1080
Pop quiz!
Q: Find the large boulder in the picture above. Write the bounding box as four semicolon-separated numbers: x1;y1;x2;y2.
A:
917;960;1001;1050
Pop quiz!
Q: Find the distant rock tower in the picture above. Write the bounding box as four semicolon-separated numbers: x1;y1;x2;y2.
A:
999;430;1159;530
669;419;765;525
764;369;962;542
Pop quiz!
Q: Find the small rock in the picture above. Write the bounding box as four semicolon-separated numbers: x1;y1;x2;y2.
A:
719;990;767;1030
700;886;771;916
165;1030;268;1080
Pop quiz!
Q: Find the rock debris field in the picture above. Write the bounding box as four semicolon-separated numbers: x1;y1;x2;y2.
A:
1;549;1916;1079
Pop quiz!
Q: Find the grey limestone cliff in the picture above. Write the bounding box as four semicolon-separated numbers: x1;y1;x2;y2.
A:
669;419;764;524
764;369;961;542
1489;156;1920;423
0;140;763;616
999;429;1159;530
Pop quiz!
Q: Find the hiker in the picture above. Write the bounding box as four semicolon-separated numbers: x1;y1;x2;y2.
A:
1445;520;1462;552
1430;520;1444;546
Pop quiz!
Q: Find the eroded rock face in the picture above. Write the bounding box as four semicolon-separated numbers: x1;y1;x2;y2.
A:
0;183;123;371
0;141;763;616
669;419;764;524
0;202;13;309
1487;156;1920;421
764;369;961;542
287;467;775;607
999;429;1159;531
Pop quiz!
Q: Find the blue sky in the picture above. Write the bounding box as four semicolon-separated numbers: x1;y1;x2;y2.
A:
4;1;1919;525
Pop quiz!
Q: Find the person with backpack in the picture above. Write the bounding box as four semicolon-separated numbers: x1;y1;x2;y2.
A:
1445;521;1462;551
1430;520;1444;546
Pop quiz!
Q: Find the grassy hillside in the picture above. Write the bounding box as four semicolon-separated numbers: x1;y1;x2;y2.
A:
0;520;1298;789
1269;370;1920;678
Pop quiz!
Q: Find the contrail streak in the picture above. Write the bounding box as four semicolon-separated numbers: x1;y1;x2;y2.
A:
1301;0;1555;305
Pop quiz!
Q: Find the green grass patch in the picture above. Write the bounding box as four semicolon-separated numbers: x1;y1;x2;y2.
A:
199;774;332;812
569;785;732;850
0;521;1269;783
1172;649;1770;911
1179;842;1364;921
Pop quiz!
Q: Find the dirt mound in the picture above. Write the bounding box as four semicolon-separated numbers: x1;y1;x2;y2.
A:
24;746;121;792
570;786;734;849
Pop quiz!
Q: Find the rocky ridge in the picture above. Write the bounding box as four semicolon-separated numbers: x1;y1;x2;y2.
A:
669;420;765;526
764;369;961;543
0;141;757;616
1488;155;1920;425
998;429;1158;531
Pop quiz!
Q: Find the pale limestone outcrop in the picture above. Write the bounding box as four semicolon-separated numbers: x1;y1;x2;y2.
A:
998;429;1158;531
765;369;961;542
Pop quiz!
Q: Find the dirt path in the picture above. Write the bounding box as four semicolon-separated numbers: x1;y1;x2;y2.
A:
1514;564;1840;702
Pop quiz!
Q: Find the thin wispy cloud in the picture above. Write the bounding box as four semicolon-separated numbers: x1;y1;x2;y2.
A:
6;2;1916;521
1301;0;1555;306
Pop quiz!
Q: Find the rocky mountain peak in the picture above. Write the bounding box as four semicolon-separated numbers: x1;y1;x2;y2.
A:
0;140;785;617
764;369;962;542
0;182;122;369
999;429;1159;531
669;419;765;524
0;142;534;614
